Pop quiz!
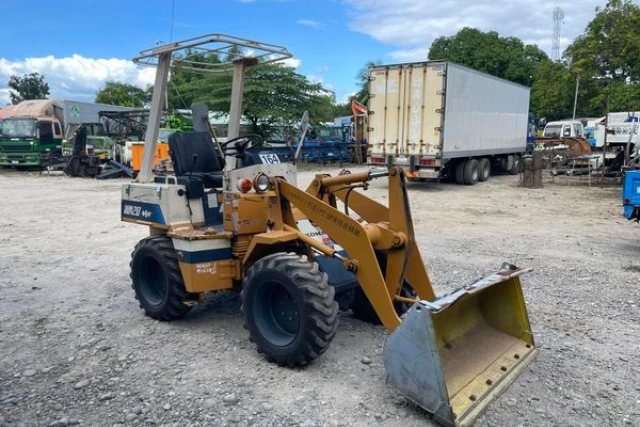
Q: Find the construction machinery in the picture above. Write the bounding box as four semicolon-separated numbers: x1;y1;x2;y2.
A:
0;99;131;168
122;34;536;427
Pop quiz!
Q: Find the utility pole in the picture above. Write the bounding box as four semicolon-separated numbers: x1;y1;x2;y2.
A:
572;75;580;120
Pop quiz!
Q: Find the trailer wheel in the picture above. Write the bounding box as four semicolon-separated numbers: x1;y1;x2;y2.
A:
454;161;466;185
463;158;480;185
350;252;417;324
241;253;339;367
478;158;491;182
130;236;192;320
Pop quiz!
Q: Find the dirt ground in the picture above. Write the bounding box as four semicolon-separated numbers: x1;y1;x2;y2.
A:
1;167;639;427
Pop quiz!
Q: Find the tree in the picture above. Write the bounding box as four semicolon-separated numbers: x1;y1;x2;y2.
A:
167;51;222;109
563;0;640;116
95;82;150;107
333;101;353;118
530;61;576;120
428;28;548;86
173;63;333;137
566;0;640;84
8;72;50;104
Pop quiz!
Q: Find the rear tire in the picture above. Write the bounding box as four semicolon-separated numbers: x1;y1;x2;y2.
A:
454;161;466;185
463;158;480;185
130;236;192;320
478;158;491;182
241;253;339;367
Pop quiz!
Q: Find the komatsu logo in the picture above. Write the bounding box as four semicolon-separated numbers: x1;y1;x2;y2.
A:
123;204;152;218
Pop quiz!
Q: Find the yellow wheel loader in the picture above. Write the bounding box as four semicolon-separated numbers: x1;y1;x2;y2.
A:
121;35;537;427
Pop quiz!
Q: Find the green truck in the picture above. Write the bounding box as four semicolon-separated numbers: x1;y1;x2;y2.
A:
0;99;132;168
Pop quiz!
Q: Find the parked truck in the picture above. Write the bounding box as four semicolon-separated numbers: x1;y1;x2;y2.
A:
0;99;132;167
367;61;530;184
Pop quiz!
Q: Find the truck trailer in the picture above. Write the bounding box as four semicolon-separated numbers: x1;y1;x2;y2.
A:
0;99;132;167
367;61;531;184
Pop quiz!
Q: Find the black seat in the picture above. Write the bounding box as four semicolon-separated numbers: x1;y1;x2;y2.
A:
168;131;224;188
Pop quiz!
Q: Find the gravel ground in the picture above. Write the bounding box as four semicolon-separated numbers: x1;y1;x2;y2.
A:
0;167;639;427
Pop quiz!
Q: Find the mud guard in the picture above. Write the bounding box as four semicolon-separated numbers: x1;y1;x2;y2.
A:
383;264;536;427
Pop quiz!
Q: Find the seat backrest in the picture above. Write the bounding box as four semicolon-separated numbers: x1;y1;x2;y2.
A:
168;131;224;175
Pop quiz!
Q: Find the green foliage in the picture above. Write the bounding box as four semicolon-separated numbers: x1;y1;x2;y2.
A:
8;72;50;104
95;82;151;107
561;0;640;117
333;102;353;118
428;28;548;86
168;51;222;109
530;61;576;120
172;63;333;137
565;0;640;83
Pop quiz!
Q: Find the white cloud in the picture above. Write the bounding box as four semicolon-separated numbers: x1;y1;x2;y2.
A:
342;0;602;61
279;57;302;69
0;54;155;105
297;19;325;30
388;47;430;62
0;53;305;106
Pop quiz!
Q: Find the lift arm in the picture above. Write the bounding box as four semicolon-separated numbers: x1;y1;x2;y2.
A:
274;167;436;331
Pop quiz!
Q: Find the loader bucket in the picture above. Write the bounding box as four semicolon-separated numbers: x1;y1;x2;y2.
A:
383;265;536;427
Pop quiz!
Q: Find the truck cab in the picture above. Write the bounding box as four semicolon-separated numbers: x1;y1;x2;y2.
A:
0;116;63;166
543;120;584;138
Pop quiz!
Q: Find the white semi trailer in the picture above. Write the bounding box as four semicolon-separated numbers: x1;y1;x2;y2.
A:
367;61;531;184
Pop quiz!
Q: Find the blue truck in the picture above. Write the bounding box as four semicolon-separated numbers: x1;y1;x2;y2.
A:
623;170;640;221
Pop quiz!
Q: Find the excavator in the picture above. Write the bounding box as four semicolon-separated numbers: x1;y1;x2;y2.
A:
121;34;536;427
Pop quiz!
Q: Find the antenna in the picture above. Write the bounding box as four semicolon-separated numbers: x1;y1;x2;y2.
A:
552;6;565;61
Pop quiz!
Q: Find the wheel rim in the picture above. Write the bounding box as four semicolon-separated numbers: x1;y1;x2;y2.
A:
137;255;167;306
254;280;300;347
472;164;479;181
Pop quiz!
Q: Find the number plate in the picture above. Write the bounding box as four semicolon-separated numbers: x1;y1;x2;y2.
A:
259;154;281;164
11;160;19;165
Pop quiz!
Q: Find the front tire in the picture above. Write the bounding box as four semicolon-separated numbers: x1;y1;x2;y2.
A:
130;236;192;320
241;253;339;367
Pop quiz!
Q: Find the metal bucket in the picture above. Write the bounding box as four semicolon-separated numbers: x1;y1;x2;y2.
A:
383;265;536;427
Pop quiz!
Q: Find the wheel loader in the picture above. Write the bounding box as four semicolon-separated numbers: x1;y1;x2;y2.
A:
121;34;537;427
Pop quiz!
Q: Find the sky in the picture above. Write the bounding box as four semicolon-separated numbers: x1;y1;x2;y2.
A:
0;0;611;106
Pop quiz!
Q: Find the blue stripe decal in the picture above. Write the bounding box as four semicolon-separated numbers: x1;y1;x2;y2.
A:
121;201;165;224
181;248;232;264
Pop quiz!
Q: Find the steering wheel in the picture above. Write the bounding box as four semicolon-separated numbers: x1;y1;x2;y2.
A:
220;134;262;155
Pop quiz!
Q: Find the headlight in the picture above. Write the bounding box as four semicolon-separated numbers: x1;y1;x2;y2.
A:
253;173;270;192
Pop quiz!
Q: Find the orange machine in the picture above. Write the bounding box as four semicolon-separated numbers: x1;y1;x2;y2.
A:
130;141;171;172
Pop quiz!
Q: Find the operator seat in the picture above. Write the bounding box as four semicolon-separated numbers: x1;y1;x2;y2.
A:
168;131;225;188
